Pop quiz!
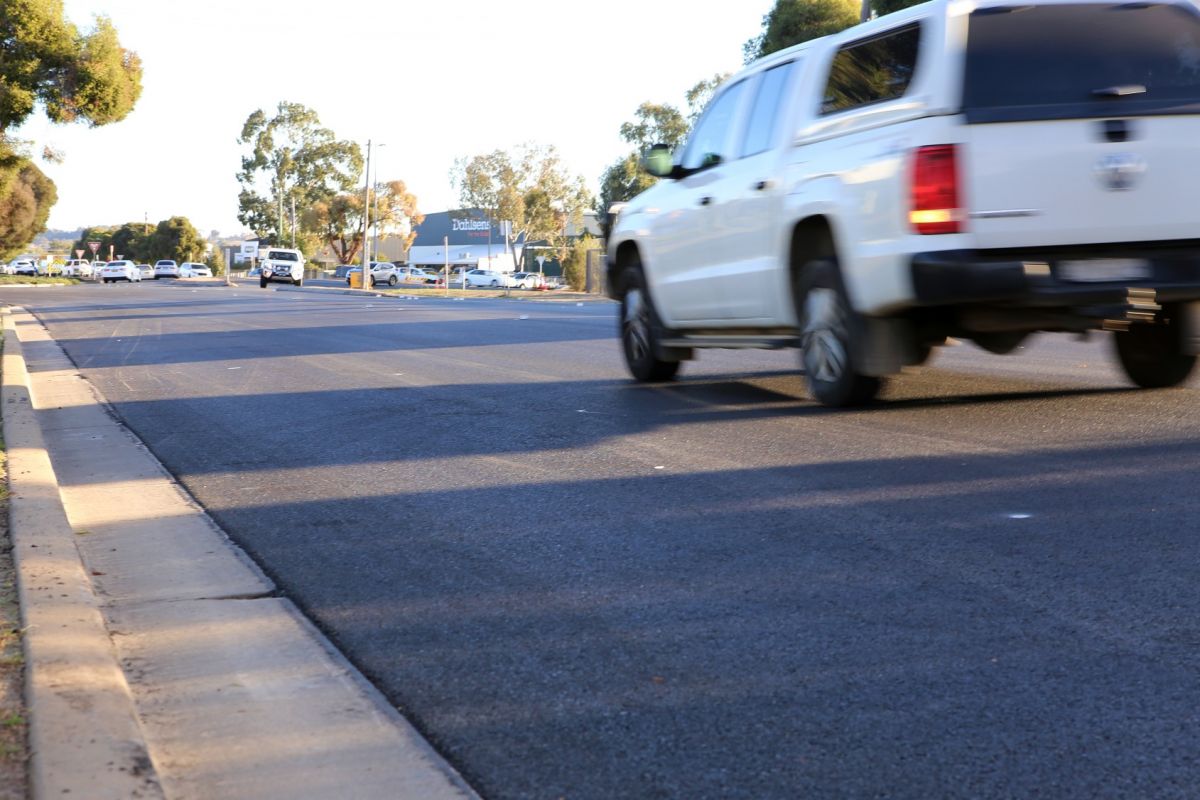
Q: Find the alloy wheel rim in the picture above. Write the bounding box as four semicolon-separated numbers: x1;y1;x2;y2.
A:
624;288;651;363
802;288;847;382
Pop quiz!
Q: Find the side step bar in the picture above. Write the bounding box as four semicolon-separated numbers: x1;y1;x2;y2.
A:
659;334;799;350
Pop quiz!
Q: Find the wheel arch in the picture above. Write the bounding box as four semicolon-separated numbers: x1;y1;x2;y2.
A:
788;215;841;317
609;240;642;300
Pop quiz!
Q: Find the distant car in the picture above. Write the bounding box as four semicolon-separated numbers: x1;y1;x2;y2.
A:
180;262;212;278
154;259;179;279
512;272;546;289
333;265;356;279
99;260;142;283
345;262;398;287
11;259;38;276
64;259;91;278
136;264;154;280
464;268;516;288
259;247;306;287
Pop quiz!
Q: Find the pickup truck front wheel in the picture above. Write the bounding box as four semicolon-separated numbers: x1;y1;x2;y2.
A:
620;266;680;382
259;276;268;289
797;259;881;407
1112;310;1196;388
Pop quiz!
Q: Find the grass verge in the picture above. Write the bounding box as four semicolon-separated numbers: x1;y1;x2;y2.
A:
0;276;79;286
0;331;28;798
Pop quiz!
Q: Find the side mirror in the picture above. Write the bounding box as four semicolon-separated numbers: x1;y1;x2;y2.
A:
642;144;676;178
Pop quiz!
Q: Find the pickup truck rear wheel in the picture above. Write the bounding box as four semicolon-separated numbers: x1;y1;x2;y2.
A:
620;266;680;382
797;259;881;406
1112;310;1196;388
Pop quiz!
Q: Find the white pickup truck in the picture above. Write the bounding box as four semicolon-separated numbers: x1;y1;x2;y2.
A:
607;0;1200;405
259;248;305;287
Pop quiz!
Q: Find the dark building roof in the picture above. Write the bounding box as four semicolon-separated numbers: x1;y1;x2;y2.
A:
411;209;526;247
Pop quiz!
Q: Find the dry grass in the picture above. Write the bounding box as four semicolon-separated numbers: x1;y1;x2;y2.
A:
0;342;28;798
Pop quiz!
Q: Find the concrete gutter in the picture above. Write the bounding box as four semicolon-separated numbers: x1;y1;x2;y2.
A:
3;308;162;798
4;306;479;799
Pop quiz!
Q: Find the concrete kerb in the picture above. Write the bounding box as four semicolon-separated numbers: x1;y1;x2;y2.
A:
3;305;481;800
2;307;163;798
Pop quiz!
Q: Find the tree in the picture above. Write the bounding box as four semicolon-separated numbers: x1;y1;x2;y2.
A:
71;225;115;261
452;143;592;259
0;4;142;131
596;102;689;216
208;242;225;275
562;234;598;291
236;102;362;247
303;179;424;265
872;0;924;15
0;2;141;257
145;216;204;263
0;153;57;261
743;0;860;63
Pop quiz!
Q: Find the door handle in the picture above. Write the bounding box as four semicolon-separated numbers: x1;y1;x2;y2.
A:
753;180;774;191
699;196;714;206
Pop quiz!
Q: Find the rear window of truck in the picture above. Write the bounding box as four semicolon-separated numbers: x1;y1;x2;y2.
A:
963;3;1200;123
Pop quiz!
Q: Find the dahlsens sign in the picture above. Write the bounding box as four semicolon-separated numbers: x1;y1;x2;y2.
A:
451;219;492;232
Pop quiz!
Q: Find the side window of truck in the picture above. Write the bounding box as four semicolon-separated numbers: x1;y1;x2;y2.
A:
680;80;749;172
740;61;799;158
820;23;922;115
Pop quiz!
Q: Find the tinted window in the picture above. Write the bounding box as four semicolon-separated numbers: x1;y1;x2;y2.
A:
821;24;922;115
680;80;749;171
268;250;298;261
740;61;798;158
964;4;1200;123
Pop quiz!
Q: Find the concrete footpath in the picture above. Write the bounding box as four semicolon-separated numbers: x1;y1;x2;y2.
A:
2;307;479;799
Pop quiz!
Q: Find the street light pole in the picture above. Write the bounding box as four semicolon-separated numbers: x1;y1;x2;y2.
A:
361;139;372;288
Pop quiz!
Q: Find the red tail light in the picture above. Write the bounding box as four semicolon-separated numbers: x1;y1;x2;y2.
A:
910;144;963;235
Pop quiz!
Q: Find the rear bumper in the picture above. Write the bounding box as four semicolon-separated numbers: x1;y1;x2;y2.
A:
911;241;1200;307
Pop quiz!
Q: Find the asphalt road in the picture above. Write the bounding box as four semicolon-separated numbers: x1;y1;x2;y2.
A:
6;281;1200;799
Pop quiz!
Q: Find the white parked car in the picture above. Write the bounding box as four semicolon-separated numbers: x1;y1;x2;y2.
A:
136;264;154;280
345;261;398;287
154;259;180;279
10;259;38;276
99;260;142;283
512;272;547;289
179;262;212;278
63;259;92;278
464;269;516;288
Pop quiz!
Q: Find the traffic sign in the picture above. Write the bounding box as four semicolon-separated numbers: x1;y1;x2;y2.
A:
75;249;84;259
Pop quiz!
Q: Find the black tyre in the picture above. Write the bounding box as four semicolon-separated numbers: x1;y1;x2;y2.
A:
346;278;352;286
796;259;882;407
294;278;302;286
619;264;681;382
490;279;499;287
1113;310;1197;388
388;276;398;286
259;276;268;289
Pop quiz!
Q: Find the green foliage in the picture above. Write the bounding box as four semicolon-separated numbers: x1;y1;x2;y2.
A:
0;1;142;131
744;0;860;62
562;234;597;291
0;2;140;259
236;102;363;246
145;216;204;263
452;143;592;254
304;180;423;265
209;243;225;275
0;151;56;261
873;0;924;15
597;74;731;216
597;153;657;218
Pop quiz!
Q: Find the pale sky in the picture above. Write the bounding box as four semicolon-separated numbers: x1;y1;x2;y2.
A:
17;0;774;238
